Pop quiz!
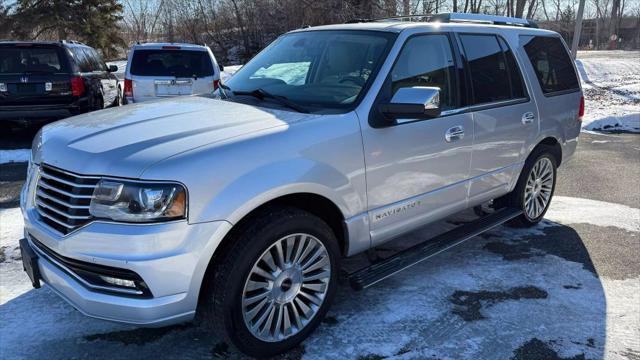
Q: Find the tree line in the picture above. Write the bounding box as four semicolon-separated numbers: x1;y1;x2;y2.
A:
1;0;638;62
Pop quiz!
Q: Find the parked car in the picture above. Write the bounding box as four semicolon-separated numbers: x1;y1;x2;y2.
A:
123;42;222;103
20;13;582;357
0;40;120;126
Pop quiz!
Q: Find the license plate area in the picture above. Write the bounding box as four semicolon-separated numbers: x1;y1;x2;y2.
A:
19;238;41;288
154;79;192;96
16;83;38;94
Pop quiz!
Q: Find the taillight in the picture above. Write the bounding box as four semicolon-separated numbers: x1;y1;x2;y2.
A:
213;79;219;91
124;78;133;98
578;95;585;120
161;46;181;50
70;76;85;97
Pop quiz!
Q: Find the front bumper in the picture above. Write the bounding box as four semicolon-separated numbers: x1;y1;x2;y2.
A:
21;175;232;326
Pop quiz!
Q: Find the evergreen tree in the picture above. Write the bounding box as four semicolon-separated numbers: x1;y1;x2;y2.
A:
12;0;125;59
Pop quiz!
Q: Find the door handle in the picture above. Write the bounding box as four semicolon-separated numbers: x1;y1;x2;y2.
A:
445;125;465;143
522;112;536;124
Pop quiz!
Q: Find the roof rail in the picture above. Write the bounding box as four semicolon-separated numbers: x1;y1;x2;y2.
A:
347;12;538;28
59;40;86;45
431;13;538;27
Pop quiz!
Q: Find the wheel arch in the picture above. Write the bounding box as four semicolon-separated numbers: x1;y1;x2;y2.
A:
196;192;348;307
532;136;563;167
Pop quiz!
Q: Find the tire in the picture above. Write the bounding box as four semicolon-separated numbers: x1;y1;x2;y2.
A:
503;146;558;227
114;86;122;106
93;95;104;111
200;206;340;357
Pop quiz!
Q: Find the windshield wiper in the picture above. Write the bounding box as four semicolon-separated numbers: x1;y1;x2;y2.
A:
232;88;309;113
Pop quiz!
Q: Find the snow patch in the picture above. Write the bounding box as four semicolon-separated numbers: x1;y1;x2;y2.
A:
545;196;640;232
0;149;30;164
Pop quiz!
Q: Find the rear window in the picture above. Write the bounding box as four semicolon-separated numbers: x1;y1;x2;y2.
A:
521;35;580;95
0;46;69;74
130;49;214;77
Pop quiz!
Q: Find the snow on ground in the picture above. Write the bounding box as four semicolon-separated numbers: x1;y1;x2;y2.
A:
576;51;640;133
1;197;638;359
0;149;30;164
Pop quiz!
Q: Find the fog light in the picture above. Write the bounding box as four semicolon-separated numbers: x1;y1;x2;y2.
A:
99;275;136;288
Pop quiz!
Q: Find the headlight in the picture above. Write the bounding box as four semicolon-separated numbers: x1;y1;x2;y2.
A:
30;128;43;166
89;180;187;222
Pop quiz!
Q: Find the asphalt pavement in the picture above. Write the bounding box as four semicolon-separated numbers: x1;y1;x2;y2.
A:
0;129;638;359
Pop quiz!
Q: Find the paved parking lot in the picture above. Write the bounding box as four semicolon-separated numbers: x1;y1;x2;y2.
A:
1;52;639;359
1;130;638;360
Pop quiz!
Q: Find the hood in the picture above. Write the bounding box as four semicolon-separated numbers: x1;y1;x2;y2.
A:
37;96;316;178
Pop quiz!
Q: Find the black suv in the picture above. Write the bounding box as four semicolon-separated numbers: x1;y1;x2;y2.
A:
0;40;121;126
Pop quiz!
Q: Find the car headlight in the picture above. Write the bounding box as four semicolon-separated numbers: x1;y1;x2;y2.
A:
89;180;187;222
30;128;43;165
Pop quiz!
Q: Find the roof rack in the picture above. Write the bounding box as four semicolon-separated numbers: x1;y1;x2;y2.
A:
347;12;538;28
60;40;86;45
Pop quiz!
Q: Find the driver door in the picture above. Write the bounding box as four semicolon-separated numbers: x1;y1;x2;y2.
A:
359;33;474;247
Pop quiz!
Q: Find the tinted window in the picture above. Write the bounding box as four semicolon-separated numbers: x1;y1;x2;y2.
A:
461;34;512;104
226;31;393;111
498;38;526;99
86;48;106;71
390;34;457;109
521;35;579;94
0;46;68;73
72;48;92;72
130;50;214;77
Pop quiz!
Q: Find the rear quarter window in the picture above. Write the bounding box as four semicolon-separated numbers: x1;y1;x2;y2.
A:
130;49;214;77
520;35;580;95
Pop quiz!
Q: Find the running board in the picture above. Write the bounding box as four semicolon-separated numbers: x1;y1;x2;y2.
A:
348;207;523;291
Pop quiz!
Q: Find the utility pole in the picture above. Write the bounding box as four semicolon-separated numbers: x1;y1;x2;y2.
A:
571;0;586;58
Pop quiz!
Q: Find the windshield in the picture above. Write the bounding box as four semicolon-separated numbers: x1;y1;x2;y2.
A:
225;30;395;112
0;46;69;74
130;49;214;77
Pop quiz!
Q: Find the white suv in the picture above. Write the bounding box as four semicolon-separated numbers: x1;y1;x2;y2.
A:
123;43;221;103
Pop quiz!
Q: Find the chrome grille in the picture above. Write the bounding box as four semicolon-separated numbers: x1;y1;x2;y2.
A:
35;165;100;234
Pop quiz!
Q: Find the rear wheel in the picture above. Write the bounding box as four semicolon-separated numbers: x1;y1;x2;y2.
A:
200;207;340;357
502;147;557;227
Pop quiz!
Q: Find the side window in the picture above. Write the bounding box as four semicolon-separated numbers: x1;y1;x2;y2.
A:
81;48;100;72
390;34;457;110
460;34;512;104
88;48;107;71
72;48;91;72
498;38;526;99
521;35;580;95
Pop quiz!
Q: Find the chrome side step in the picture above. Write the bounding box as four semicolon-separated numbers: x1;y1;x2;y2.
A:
348;207;523;291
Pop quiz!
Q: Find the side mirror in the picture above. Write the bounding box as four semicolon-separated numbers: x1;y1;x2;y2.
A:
108;64;118;72
219;64;224;72
378;86;441;122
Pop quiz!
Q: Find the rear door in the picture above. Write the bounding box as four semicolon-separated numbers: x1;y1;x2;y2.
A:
0;44;74;107
128;47;216;102
458;33;536;206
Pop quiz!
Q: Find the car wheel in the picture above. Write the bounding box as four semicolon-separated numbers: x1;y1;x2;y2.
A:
94;95;104;111
503;146;557;227
115;86;123;106
200;206;340;357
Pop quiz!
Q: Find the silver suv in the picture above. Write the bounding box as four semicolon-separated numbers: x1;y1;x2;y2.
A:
123;42;221;103
20;13;582;357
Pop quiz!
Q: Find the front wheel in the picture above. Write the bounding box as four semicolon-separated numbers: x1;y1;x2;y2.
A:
503;147;557;227
200;207;340;357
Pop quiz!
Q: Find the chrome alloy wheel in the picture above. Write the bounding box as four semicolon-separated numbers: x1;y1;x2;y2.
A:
524;157;554;219
241;233;331;342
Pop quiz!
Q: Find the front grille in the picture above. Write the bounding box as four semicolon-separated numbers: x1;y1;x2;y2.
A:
35;165;100;234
